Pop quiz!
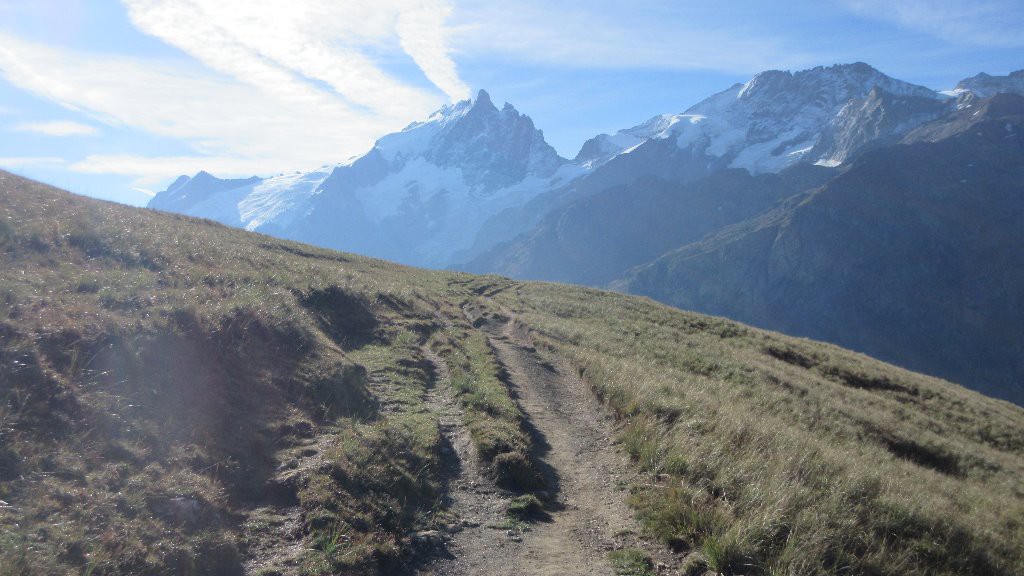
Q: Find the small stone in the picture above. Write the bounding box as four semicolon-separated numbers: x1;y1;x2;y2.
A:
413;529;443;547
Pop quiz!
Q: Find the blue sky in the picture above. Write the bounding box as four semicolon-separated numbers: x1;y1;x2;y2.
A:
1;0;1022;206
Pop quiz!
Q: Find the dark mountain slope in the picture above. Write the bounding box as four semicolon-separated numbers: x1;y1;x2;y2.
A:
622;93;1024;403
462;165;835;285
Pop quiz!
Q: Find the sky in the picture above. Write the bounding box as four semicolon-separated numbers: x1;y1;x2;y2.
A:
0;0;1022;206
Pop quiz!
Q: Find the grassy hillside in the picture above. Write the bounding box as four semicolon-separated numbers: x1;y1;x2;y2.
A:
1;171;1022;575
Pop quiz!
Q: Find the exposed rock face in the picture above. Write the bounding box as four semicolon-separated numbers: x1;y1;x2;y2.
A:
952;70;1024;98
811;87;951;165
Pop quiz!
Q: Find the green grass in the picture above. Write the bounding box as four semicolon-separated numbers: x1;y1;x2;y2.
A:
608;548;656;576
505;493;544;521
1;171;1022;575
429;311;540;490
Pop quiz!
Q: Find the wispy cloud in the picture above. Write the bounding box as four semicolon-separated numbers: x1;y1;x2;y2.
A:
843;0;1024;47
397;0;471;100
0;26;450;182
14;120;99;136
121;0;469;111
0;0;469;183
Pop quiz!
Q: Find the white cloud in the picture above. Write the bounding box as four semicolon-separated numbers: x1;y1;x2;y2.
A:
0;0;470;183
14;120;98;136
450;1;814;73
397;0;471;100
843;0;1024;47
121;0;469;111
0;30;448;181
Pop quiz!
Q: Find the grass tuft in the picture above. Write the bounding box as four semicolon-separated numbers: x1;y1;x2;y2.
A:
608;548;656;576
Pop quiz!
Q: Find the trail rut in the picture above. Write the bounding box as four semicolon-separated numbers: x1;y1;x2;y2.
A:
419;304;673;575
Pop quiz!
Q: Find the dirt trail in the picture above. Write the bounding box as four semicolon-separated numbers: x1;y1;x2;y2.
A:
420;304;672;575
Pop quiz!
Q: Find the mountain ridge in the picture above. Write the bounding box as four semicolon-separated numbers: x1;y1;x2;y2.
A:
150;62;962;269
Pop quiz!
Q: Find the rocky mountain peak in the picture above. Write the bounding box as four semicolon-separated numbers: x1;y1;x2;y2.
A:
736;62;936;106
953;70;1024;98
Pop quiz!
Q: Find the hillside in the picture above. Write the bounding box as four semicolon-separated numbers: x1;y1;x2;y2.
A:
2;170;1023;575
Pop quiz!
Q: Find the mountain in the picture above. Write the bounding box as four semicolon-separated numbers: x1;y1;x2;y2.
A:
950;69;1024;98
462;165;836;285
149;169;332;232
620;93;1024;404
567;63;946;187
5;171;1024;575
465;63;952;283
149;90;585;268
154;64;946;270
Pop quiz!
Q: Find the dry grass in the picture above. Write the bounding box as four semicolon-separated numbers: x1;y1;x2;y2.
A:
0;172;471;574
1;171;1022;575
497;282;1024;575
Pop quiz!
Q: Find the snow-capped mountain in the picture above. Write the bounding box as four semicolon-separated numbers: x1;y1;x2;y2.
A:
150;63;1019;273
949;70;1024;99
575;63;946;181
149;169;333;232
150;90;585;267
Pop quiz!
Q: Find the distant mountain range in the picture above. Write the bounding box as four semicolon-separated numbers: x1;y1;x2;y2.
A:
149;63;1024;403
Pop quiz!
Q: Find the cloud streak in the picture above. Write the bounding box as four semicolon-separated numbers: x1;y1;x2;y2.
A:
0;1;470;184
14;120;98;136
121;0;469;112
397;0;471;100
0;31;407;180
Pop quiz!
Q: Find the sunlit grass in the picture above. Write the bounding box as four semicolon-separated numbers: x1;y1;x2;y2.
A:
498;282;1024;575
1;171;1022;575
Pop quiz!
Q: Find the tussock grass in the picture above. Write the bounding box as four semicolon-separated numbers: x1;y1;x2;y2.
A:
607;548;656;576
